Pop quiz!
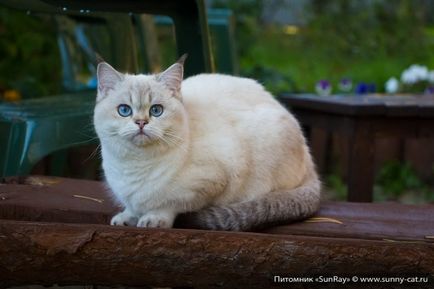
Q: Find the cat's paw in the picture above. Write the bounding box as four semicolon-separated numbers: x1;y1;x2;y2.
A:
137;210;176;228
110;210;138;226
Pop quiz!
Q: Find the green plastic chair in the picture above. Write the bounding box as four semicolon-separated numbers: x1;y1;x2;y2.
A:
153;9;238;74
0;0;213;77
0;0;213;177
208;9;238;74
0;92;95;177
0;12;140;177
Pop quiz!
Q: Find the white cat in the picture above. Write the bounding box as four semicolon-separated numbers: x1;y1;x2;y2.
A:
94;55;320;231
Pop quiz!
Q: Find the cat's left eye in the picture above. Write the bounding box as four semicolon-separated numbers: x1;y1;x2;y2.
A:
117;104;132;117
149;104;164;117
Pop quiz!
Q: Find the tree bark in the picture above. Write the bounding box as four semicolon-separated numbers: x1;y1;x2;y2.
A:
0;220;433;289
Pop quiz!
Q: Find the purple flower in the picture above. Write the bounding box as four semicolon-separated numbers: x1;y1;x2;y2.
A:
425;86;434;95
355;82;368;94
339;78;353;92
315;80;332;96
355;82;376;94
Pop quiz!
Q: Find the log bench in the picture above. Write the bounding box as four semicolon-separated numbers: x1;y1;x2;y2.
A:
0;176;433;289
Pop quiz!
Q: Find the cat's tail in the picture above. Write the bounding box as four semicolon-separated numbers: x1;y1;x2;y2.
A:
174;170;321;231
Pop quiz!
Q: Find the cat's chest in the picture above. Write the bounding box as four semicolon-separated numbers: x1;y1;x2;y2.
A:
102;152;179;202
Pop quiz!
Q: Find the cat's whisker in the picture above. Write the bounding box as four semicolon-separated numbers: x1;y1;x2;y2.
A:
66;137;99;147
151;127;185;145
164;132;184;142
149;128;187;153
119;129;139;138
158;132;184;147
148;128;176;147
98;131;120;139
83;143;102;163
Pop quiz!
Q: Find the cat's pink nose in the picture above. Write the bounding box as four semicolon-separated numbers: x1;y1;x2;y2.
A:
135;119;148;129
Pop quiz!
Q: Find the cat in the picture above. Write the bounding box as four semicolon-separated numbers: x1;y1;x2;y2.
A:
93;55;321;231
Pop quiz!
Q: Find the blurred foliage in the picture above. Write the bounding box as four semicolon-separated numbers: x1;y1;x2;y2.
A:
325;161;434;204
324;174;347;201
377;161;422;197
211;0;296;93
0;7;61;99
375;161;434;203
211;0;434;93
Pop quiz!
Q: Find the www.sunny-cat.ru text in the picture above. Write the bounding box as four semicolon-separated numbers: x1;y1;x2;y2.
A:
273;275;430;285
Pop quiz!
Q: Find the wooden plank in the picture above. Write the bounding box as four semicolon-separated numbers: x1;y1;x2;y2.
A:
405;138;434;180
1;176;434;242
279;93;434;117
279;93;387;116
289;109;434;139
346;121;375;202
0;176;117;224
309;127;330;174
263;202;434;242
0;219;433;288
289;109;357;135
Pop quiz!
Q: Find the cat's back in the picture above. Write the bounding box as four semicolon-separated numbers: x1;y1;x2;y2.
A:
181;73;293;126
181;73;275;106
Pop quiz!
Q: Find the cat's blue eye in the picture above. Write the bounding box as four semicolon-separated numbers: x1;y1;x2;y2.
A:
149;104;164;117
117;104;132;117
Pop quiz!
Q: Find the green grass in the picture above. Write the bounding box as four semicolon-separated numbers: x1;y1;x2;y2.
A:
240;25;434;94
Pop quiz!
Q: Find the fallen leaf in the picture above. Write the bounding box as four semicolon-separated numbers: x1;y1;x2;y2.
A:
383;238;425;244
73;194;104;203
25;176;61;186
304;217;343;225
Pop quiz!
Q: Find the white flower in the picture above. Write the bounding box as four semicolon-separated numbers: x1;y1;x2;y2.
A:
401;70;416;84
428;70;434;83
401;64;429;84
385;77;399;94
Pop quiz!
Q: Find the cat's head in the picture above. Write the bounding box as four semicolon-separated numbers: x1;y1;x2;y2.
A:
94;55;188;149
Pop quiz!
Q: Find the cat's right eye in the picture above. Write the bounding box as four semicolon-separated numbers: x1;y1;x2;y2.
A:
117;104;132;117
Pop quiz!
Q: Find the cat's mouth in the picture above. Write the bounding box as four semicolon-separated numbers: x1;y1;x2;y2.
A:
131;130;152;145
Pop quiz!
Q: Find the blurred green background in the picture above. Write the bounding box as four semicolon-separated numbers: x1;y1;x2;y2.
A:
2;0;434;97
211;0;434;94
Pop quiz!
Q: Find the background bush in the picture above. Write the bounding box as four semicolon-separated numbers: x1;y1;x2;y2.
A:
0;8;61;98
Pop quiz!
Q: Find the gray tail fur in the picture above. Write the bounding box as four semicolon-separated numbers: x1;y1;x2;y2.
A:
174;170;321;231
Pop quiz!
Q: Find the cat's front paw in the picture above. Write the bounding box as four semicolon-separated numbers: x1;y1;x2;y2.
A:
110;210;138;226
137;210;176;228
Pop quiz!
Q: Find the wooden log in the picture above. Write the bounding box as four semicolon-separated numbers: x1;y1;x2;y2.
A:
0;219;433;289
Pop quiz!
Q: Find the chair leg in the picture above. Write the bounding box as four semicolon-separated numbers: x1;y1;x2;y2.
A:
49;150;68;176
172;0;214;76
0;122;34;177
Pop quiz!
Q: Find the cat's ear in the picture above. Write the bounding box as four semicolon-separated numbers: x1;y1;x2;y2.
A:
156;54;187;96
97;62;123;100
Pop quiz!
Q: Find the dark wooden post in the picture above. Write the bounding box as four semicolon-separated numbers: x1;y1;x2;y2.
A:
347;119;375;202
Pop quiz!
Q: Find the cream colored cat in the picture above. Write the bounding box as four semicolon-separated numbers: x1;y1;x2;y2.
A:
94;55;320;231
